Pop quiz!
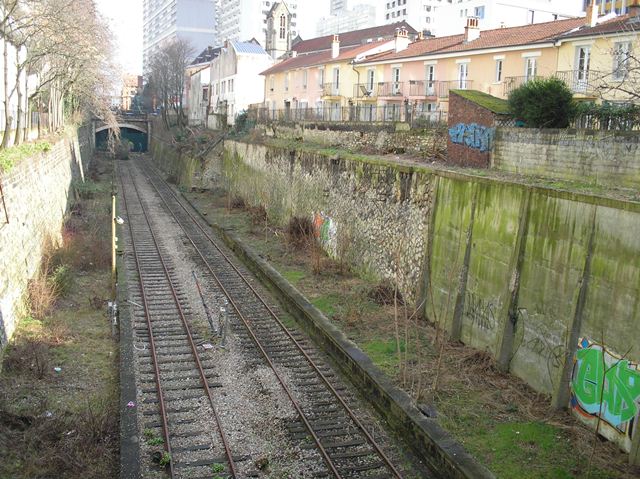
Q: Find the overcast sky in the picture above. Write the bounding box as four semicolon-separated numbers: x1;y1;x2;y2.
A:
95;0;329;77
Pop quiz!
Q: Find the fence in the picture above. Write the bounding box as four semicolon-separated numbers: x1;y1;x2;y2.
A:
249;105;447;127
572;112;640;131
0;109;48;133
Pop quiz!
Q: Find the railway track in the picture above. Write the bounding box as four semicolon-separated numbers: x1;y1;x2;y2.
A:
120;156;426;478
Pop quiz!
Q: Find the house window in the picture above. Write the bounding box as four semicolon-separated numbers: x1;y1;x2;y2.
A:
366;69;375;91
457;62;468;88
524;57;537;81
318;68;324;87
202;86;209;101
270;75;275;91
392;67;401;94
425;64;435;95
284;72;289;91
528;10;534;24
302;69;308;89
613;41;631;81
279;14;286;39
474;6;484;18
495;59;503;82
576;46;590;79
332;67;340;92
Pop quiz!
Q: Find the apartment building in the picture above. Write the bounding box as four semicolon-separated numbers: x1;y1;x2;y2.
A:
316;4;378;36
435;0;585;35
142;0;217;73
217;0;299;47
381;0;585;36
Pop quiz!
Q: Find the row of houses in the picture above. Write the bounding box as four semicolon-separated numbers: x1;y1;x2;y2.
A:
187;2;640;126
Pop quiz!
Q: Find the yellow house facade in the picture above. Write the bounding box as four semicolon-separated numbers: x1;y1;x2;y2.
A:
555;12;640;103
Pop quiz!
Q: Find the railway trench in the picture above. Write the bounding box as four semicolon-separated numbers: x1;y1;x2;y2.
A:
118;154;430;479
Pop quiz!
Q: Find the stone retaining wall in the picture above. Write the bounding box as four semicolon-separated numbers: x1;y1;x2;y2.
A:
0;127;93;347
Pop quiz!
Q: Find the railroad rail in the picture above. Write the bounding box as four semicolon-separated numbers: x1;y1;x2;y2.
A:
128;156;410;478
119;164;237;479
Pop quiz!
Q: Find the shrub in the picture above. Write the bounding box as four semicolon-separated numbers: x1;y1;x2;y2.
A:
574;101;640;130
508;77;575;128
286;216;314;249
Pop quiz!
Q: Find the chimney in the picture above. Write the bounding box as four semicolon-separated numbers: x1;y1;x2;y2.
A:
291;50;297;58
629;0;640;17
464;17;480;42
586;0;598;27
394;26;410;53
331;34;340;59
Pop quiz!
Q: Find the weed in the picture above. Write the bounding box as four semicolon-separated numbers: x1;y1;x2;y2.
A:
49;265;73;297
159;452;171;467
0;141;51;173
27;274;57;321
143;429;155;440
148;437;163;446
2;341;50;379
248;204;267;225
72;180;103;199
286;216;314;249
368;281;404;306
211;463;225;473
230;196;246;209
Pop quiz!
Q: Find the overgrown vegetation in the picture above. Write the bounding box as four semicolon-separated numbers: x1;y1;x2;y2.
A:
508;78;575;128
0;140;51;172
574;101;640;130
0;153;117;478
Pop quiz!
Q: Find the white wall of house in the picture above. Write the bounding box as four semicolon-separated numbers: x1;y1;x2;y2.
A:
209;41;273;125
188;66;211;126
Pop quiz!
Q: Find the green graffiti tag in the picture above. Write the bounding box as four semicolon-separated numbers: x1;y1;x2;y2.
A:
572;343;640;428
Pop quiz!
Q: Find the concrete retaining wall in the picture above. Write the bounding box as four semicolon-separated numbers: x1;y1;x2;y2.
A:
493;128;640;189
0;127;93;347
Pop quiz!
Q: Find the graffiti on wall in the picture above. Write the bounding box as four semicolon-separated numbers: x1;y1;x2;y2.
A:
464;291;497;331
313;211;337;254
570;337;640;452
448;123;495;152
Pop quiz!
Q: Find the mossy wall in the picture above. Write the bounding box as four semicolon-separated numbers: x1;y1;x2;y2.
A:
216;141;434;301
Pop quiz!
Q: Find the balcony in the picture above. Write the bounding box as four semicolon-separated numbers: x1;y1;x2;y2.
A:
378;81;405;97
408;80;439;97
555;70;602;96
503;71;602;97
437;80;473;98
322;82;341;97
353;83;378;98
502;75;542;97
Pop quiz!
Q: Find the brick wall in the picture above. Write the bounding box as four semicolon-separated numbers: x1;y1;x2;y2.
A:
447;91;500;167
0;127;93;347
493;128;640;189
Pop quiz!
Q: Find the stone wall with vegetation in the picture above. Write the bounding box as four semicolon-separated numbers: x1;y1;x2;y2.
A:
261;123;447;159
493;128;640;189
152;133;640;459
0;126;93;347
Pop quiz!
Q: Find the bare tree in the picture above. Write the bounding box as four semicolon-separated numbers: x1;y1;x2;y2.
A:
0;0;119;148
147;38;195;129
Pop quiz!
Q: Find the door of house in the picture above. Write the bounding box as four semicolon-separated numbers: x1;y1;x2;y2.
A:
426;65;436;95
457;63;468;89
575;46;591;93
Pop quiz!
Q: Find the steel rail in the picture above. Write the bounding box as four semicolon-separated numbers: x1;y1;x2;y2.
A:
119;172;175;479
139;159;404;478
123;164;239;478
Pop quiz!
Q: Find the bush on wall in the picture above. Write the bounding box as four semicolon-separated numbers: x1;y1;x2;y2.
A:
508;77;575;128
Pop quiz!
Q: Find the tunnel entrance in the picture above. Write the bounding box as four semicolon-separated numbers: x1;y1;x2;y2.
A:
96;127;148;152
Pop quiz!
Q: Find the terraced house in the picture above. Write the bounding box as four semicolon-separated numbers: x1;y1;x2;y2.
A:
260;22;417;120
354;2;640;118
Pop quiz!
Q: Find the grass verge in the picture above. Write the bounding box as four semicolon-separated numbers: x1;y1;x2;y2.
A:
0;153;118;479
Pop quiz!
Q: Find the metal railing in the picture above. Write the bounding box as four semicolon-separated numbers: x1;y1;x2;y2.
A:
353;83;378;98
503;71;603;97
322;82;341;96
249;105;447;126
502;75;542;97
438;80;473;98
555;70;602;95
378;81;404;97
408;80;439;97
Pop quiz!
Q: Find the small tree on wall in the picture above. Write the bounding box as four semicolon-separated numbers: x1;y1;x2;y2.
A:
508;78;575;128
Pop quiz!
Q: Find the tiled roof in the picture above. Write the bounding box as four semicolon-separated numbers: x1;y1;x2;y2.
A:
260;40;391;75
559;13;639;39
359;17;586;64
292;20;417;55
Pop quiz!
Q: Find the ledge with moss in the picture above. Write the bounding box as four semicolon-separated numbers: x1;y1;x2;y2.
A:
450;89;511;115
